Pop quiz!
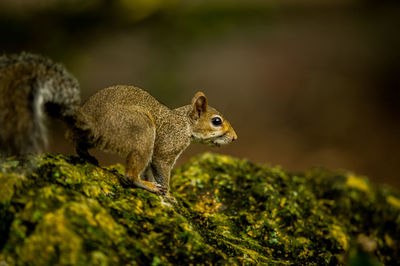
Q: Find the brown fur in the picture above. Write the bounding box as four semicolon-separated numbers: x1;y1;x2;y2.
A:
69;85;237;197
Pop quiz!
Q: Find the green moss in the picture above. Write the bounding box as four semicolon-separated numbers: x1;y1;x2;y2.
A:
0;173;25;204
0;153;399;265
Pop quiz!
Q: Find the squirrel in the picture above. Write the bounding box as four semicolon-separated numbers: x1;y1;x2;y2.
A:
0;52;81;156
68;85;238;198
0;52;238;199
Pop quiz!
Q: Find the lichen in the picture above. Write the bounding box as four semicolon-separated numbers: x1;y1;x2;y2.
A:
387;195;400;209
346;174;370;193
0;152;399;265
0;173;25;204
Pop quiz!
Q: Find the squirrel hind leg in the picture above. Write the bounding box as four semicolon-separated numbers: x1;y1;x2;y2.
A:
125;149;165;194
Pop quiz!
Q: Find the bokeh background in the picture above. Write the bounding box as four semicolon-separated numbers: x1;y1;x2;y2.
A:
1;0;399;188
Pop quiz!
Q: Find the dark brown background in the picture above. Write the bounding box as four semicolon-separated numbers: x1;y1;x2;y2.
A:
1;0;399;188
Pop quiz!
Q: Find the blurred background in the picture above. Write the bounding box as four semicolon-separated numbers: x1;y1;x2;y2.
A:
1;0;399;188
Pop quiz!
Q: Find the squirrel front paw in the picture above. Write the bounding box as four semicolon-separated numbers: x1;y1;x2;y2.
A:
163;194;177;203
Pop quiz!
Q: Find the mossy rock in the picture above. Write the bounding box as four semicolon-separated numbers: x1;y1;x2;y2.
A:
0;153;399;265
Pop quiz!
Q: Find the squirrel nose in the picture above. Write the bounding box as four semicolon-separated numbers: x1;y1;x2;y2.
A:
231;131;238;142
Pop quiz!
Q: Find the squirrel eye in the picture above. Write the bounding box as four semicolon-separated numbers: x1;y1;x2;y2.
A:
211;117;222;126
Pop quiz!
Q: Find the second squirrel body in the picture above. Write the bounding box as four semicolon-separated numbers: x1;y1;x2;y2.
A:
0;53;80;156
70;85;238;197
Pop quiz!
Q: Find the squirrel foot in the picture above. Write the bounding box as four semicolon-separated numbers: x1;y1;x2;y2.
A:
163;194;177;203
132;179;165;194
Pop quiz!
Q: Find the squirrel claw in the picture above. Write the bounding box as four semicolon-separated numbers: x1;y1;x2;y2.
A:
156;183;167;193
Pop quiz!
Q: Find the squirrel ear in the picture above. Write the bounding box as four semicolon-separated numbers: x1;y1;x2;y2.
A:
191;91;208;118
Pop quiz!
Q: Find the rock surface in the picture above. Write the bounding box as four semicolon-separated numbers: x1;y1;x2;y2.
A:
0;153;399;265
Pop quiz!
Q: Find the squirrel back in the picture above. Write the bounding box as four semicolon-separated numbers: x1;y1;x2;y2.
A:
0;52;81;156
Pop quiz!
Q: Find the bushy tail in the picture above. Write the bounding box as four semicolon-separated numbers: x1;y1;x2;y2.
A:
0;52;81;156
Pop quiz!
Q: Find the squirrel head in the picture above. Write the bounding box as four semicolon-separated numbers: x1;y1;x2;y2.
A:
190;92;238;146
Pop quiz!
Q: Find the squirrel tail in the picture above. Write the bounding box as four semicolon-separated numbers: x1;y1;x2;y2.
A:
0;52;81;156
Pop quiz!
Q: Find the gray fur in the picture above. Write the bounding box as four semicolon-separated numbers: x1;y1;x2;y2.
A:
0;52;81;156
